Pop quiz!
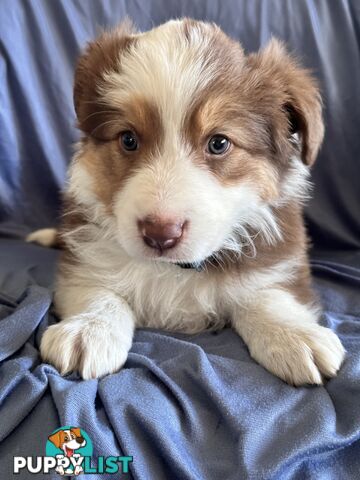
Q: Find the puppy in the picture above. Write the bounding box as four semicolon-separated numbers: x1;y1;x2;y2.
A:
31;18;345;385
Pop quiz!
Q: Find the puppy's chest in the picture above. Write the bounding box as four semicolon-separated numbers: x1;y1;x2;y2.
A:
120;263;228;332
77;243;251;331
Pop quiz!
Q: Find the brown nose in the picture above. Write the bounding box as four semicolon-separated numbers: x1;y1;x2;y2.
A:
138;217;184;251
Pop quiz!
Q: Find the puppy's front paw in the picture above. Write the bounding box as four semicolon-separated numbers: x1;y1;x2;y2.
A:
40;316;132;379
250;324;345;386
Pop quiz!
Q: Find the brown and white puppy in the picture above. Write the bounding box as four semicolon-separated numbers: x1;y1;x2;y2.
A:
30;19;345;385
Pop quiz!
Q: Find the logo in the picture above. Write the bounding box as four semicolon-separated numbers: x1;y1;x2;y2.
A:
46;426;92;475
13;426;132;476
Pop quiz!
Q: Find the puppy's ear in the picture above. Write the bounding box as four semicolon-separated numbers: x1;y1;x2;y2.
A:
248;39;324;166
48;431;63;449
71;427;82;438
74;19;137;135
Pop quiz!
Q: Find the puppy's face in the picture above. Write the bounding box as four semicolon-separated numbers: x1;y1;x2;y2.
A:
72;19;323;264
48;428;86;455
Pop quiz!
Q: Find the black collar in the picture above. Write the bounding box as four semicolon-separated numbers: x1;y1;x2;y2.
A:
175;261;205;272
175;253;221;272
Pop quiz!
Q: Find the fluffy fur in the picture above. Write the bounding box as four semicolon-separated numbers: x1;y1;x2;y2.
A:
29;19;345;384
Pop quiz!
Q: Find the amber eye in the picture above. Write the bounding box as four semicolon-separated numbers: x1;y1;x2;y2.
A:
207;135;231;155
120;131;138;151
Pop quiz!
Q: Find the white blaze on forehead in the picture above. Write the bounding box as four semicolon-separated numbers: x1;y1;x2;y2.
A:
102;20;218;132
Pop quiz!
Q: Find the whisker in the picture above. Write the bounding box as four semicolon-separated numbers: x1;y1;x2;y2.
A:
82;99;112;106
90;119;121;137
82;110;120;123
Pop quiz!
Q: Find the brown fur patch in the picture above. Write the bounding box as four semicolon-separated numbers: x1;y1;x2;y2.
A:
74;94;163;210
245;40;324;166
185;96;280;200
74;19;137;136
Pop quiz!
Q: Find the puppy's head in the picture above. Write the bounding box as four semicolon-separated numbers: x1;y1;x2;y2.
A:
48;428;86;454
71;19;323;264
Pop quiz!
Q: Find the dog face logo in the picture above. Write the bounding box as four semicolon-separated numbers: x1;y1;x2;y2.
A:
48;427;86;457
46;426;92;476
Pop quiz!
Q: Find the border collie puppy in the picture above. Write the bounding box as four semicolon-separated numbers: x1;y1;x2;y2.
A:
29;19;345;384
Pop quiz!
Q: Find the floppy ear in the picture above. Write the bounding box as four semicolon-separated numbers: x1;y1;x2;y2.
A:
74;19;137;135
48;431;63;449
247;39;324;166
71;428;82;438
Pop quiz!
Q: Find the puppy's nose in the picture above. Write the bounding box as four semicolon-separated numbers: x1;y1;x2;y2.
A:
76;436;84;444
138;217;184;251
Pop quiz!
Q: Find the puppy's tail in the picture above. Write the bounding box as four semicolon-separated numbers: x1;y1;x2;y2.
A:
26;228;60;248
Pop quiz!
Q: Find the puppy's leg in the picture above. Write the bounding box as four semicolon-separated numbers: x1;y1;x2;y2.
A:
40;285;135;379
231;288;345;386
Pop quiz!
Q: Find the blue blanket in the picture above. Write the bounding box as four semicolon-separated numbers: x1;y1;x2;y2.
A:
1;1;359;479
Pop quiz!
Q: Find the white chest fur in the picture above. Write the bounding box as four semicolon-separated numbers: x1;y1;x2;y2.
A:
59;231;299;333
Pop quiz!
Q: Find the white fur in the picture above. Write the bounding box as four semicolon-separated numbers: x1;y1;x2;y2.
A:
67;150;97;207
26;228;57;247
231;288;345;385
56;222;292;332
113;154;282;264
41;287;135;379
103;20;218;132
276;156;312;206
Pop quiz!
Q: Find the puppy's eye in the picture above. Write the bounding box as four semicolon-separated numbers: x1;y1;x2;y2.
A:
207;135;231;155
120;131;138;151
64;436;69;442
